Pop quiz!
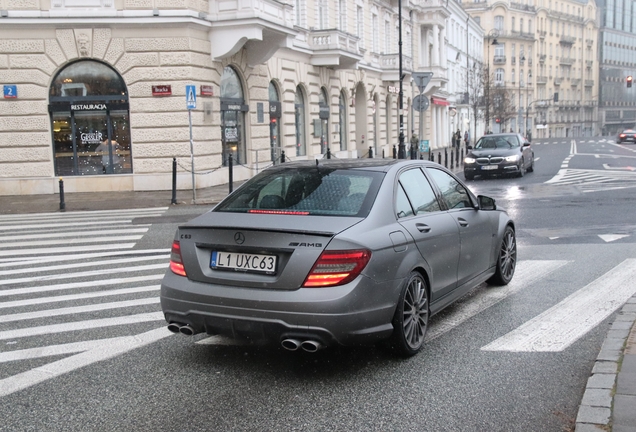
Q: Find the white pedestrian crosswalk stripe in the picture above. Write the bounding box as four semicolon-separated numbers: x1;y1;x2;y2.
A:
545;168;636;192
481;259;636;352
0;208;171;397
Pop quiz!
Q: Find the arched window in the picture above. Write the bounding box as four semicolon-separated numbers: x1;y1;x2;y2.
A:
294;86;307;156
339;91;347;151
49;60;131;176
220;66;247;165
268;81;281;163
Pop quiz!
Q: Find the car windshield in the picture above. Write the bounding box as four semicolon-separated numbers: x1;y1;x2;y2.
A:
215;167;384;217
475;135;520;149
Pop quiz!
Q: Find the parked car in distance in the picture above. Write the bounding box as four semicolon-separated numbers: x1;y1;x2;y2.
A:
160;159;516;357
463;133;534;180
617;129;636;143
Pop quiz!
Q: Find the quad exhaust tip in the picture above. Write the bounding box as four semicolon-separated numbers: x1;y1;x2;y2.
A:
281;338;324;352
167;322;197;336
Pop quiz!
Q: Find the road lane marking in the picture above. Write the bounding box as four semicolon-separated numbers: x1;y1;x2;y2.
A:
0;327;172;397
0;243;136;258
0;311;165;340
0;274;164;297
0;263;168;286
0;286;159;309
0;249;170;266
0;254;169;277
2;235;145;249
0;227;150;242
481;258;636;352
0;337;129;363
0;297;160;323
0;208;167;222
598;234;630;242
427;260;569;341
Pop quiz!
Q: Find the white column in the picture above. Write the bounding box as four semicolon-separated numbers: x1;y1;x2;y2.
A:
440;26;447;69
433;25;440;66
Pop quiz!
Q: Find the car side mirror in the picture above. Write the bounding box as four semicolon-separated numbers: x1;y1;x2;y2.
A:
478;195;496;210
522;142;531;147
467;145;473;150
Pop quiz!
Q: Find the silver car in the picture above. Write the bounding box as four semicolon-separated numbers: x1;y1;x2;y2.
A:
160;159;516;356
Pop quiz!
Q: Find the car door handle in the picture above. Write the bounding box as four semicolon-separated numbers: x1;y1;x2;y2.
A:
415;223;431;233
457;218;469;227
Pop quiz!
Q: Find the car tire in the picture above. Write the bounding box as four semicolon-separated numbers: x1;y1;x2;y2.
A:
487;226;517;286
517;159;525;177
527;156;534;173
388;271;429;357
464;172;474;181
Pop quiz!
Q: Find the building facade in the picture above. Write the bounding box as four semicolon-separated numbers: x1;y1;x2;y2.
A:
596;0;636;135
0;0;482;196
462;0;598;139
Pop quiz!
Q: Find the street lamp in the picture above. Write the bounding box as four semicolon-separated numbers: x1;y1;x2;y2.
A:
525;70;532;139
485;29;499;134
397;0;405;159
519;53;525;134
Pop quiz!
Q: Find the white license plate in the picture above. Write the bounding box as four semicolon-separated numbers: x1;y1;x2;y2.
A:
481;165;498;170
211;251;277;274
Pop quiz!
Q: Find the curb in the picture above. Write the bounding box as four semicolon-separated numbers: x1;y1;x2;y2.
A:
575;295;636;431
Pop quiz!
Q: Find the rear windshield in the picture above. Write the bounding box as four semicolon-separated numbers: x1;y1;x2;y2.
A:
475;135;520;149
215;167;384;216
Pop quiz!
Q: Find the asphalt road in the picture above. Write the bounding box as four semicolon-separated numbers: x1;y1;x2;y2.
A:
2;136;636;431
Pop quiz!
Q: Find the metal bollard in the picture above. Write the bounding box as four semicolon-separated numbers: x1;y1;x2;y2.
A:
326;147;331;159
228;153;233;193
444;149;448;168
281;150;286;163
369;146;373;158
393;145;397;159
171;157;177;205
461;149;464;166
59;177;65;211
437;152;442;165
451;151;454;169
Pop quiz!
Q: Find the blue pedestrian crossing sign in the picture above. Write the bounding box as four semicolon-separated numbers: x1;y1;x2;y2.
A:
185;85;196;109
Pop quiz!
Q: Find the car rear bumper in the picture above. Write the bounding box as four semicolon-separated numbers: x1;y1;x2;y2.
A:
160;271;399;346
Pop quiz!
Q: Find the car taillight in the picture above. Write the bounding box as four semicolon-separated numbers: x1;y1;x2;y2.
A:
169;240;187;277
303;249;371;287
620;134;626;138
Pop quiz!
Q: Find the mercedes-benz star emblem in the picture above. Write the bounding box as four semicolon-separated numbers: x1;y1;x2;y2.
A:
234;232;245;244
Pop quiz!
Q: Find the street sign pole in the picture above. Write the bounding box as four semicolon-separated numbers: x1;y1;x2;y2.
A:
186;85;197;202
412;73;433;159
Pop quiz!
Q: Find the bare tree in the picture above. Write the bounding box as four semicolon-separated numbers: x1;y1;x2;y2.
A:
466;62;486;140
491;86;517;132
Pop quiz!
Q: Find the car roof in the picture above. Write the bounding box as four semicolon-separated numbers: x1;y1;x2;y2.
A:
621;129;635;132
478;133;522;139
264;158;441;172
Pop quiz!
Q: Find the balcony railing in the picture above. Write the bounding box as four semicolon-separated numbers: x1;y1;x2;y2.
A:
554;77;563;85
536;76;548;84
510;2;536;12
380;53;413;72
493;55;506;64
309;29;362;69
511;56;516;65
586;39;593;47
539;54;546;63
585;79;594;87
560;57;574;66
570;78;581;85
585;60;593;67
538;30;547;38
560;35;576;45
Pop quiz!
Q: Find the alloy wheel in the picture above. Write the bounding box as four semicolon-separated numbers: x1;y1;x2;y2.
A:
499;229;517;281
402;275;429;349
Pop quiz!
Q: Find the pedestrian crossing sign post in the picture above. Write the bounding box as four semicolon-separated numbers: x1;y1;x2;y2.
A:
186;84;197;201
186;85;196;110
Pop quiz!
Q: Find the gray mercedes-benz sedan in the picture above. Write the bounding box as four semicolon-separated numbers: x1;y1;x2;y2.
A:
160;159;516;357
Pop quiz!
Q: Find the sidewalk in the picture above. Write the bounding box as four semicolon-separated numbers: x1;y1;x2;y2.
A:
0;181;236;215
